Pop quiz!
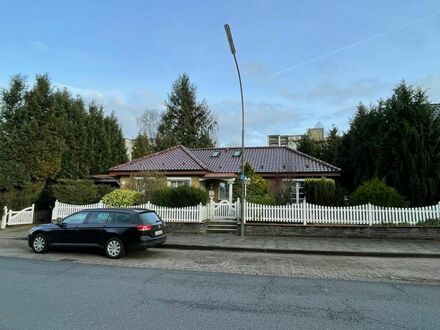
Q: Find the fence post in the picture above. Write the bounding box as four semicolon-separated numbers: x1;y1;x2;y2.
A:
209;198;214;221
368;203;373;226
437;202;440;220
198;203;202;222
52;200;59;220
98;200;105;208
31;204;35;224
302;200;307;225
243;199;246;224
235;199;240;221
1;206;7;229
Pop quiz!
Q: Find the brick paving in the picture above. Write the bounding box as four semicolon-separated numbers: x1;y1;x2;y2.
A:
0;238;439;284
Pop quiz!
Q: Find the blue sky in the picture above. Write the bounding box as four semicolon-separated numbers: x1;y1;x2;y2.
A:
1;0;440;146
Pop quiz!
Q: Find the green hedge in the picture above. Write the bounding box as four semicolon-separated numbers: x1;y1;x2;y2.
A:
349;178;408;207
304;178;336;205
0;182;45;216
51;180;100;205
247;194;275;205
102;189;140;207
152;186;208;207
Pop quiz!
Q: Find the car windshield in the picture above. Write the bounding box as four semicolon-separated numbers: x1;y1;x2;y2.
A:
139;212;161;225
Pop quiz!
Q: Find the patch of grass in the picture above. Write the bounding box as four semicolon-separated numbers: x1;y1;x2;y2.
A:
378;218;440;227
416;218;440;227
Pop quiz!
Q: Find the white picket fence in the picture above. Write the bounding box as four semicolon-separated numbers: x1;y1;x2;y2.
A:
1;204;35;229
244;201;440;225
44;199;440;226
52;200;208;223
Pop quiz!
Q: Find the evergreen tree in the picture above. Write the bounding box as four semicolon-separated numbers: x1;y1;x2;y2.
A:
0;75;29;189
378;83;440;205
339;83;440;205
297;135;324;159
56;90;89;179
338;103;382;191
87;103;111;175
23;74;65;181
321;126;342;166
156;73;217;150
104;113;128;168
131;133;151;159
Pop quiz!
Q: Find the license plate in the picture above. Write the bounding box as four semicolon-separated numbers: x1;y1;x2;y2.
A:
155;230;163;236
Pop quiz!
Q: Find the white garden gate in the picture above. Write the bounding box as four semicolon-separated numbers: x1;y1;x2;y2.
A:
211;200;238;220
1;204;35;229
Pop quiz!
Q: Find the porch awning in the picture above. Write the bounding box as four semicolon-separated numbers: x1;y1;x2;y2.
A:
199;173;236;181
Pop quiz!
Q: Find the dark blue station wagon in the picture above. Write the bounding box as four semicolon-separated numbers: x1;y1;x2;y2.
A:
28;208;167;258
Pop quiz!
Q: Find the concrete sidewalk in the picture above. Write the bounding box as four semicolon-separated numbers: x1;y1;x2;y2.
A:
2;225;440;258
163;233;440;258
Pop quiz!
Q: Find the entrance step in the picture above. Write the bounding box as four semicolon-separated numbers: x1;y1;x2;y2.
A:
206;220;238;233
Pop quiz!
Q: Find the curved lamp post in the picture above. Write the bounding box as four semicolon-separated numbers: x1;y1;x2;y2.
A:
224;24;245;237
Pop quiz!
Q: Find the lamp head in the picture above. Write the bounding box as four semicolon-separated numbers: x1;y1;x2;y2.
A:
224;24;236;55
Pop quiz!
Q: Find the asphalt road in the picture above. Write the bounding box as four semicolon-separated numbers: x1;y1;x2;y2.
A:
1;257;439;330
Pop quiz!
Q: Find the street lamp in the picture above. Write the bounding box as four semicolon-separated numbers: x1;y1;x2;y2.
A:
224;24;245;237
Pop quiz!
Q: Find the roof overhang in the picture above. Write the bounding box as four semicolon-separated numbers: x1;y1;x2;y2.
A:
108;170;209;177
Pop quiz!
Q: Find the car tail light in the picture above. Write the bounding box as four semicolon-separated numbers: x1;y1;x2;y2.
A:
137;225;153;231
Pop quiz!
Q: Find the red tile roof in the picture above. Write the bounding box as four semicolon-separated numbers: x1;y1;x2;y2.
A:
109;145;341;174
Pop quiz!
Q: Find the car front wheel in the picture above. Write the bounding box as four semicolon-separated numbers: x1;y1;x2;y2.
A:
32;234;48;254
105;237;125;259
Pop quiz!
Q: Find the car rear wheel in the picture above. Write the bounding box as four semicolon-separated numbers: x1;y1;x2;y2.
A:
32;234;48;254
105;237;125;259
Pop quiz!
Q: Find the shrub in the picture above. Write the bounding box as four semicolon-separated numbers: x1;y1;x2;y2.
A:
124;171;167;204
247;194;275;205
96;185;115;200
304;178;336;205
152;186;208;207
234;162;269;201
274;181;295;205
102;189;140;207
349;178;408;207
51;179;99;205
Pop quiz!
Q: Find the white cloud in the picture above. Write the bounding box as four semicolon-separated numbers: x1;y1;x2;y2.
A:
417;74;440;102
281;79;391;105
31;41;48;51
212;100;307;147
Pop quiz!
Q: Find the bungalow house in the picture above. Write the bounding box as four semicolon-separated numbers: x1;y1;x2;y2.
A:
108;145;341;203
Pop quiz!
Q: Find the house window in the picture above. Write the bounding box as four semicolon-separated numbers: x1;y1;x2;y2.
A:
167;177;191;188
218;182;229;200
211;151;220;157
281;179;304;204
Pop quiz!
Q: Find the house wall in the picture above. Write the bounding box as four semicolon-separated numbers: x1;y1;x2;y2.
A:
118;175;201;189
191;177;200;188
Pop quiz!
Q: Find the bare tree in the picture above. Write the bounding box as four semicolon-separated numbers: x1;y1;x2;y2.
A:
137;108;160;142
